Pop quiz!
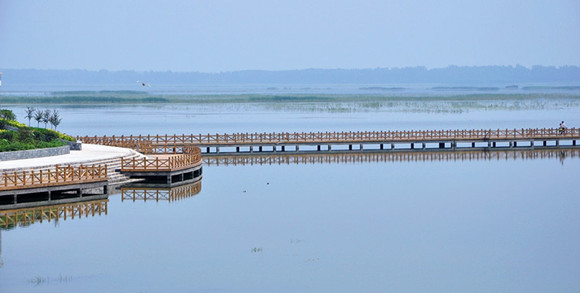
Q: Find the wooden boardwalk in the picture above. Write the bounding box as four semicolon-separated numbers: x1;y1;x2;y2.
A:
78;128;580;155
121;146;202;172
0;165;109;208
120;145;203;184
0;165;108;191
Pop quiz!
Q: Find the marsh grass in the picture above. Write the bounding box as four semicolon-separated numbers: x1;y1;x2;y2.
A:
2;92;580;113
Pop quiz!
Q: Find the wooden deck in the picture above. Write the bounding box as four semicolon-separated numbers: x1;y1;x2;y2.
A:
78;128;579;155
0;165;108;191
79;128;579;145
120;146;202;172
0;165;109;207
119;146;203;184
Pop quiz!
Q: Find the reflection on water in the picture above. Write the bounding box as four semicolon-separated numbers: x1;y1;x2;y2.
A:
204;148;580;166
0;179;203;233
0;148;578;292
0;180;202;271
0;197;109;268
0;196;108;231
120;180;202;203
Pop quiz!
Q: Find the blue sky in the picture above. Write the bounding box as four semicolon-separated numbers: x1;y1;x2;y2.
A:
0;0;579;72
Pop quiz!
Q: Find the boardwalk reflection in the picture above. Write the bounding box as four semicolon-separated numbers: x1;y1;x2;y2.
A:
0;196;109;267
0;180;202;267
120;180;202;203
0;196;108;231
203;148;580;166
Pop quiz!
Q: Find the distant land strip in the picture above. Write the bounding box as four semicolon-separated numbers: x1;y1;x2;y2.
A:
1;92;580;105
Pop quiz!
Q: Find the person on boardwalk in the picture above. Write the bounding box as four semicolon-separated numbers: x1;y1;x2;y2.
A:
559;121;567;134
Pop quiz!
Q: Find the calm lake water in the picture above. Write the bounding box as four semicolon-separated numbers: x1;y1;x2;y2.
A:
1;101;579;292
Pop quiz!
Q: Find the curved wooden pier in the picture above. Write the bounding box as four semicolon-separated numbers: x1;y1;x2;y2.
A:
79;128;580;155
120;145;203;184
0;165;109;208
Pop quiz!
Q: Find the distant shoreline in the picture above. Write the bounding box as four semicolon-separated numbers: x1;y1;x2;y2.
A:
1;92;580;105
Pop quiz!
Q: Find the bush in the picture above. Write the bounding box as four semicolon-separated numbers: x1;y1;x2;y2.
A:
0;118;27;129
0;141;36;152
0;130;16;141
17;128;34;143
33;128;59;142
0;115;73;152
0;139;67;152
0;109;16;121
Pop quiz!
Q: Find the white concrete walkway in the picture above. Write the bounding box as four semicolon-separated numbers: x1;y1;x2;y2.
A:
0;144;136;171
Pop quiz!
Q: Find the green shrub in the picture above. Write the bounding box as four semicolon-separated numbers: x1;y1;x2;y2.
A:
17;128;34;143
0;139;66;152
0;116;73;152
0;141;35;152
0;118;27;129
0;130;16;141
33;128;58;142
0;109;16;121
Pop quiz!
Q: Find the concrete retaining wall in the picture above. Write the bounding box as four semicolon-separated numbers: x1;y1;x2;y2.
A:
0;145;70;161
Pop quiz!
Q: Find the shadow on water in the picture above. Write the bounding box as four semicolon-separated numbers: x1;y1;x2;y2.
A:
204;147;580;166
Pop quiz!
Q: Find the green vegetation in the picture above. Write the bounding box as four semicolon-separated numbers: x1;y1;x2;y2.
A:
1;91;579;105
0;92;579;114
0;109;74;152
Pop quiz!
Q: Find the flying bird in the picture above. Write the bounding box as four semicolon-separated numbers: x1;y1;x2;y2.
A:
136;80;151;87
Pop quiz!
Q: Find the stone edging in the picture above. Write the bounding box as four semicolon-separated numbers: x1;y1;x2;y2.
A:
0;145;71;161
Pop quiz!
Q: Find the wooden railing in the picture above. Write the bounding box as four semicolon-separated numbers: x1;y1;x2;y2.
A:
121;146;202;172
78;128;580;146
0;165;108;191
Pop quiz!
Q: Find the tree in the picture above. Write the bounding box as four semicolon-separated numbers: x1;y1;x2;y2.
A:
49;109;62;130
25;106;35;126
0;109;16;121
42;109;50;128
34;110;43;127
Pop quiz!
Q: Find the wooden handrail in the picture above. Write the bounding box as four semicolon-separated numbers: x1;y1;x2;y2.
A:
121;146;202;172
79;128;580;147
0;165;108;191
